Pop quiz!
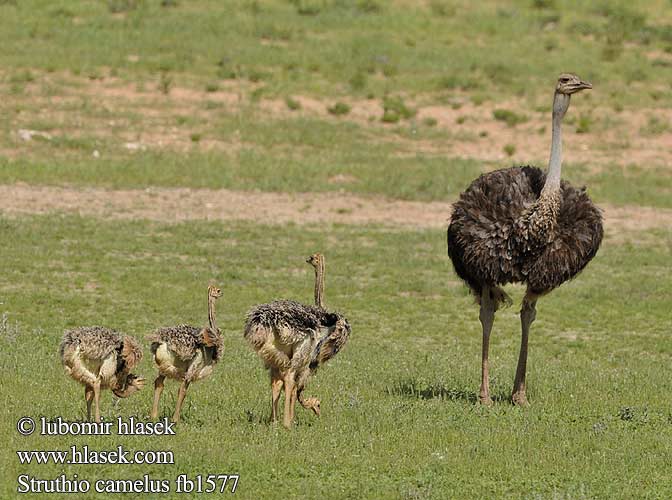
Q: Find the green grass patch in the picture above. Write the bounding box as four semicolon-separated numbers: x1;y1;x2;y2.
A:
1;214;671;499
0;0;670;106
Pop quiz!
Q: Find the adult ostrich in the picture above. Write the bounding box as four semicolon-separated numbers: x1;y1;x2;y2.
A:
447;73;602;406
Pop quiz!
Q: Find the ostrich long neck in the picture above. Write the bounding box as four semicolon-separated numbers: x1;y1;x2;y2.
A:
541;92;569;196
314;260;325;309
208;293;217;331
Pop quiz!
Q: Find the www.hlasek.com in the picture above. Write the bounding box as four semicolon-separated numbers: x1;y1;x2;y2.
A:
16;416;239;494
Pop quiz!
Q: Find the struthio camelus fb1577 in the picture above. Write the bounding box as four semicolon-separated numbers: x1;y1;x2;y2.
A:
148;285;223;423
59;327;145;422
447;73;603;405
244;253;350;428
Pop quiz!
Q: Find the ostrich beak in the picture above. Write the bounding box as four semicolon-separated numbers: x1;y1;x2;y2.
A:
568;80;592;94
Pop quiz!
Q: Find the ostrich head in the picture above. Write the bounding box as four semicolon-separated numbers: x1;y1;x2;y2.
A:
311;316;351;370
555;73;592;95
111;335;145;397
208;285;223;299
306;252;324;268
112;373;145;398
303;397;321;417
553;73;592;119
112;373;146;398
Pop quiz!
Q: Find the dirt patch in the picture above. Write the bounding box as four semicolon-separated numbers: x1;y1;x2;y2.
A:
4;71;672;170
0;184;669;235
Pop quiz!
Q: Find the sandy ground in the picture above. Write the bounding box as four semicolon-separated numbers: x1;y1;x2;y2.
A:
0;183;669;234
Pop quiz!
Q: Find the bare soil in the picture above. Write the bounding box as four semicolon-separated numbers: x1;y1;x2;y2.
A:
3;72;672;169
0;184;669;235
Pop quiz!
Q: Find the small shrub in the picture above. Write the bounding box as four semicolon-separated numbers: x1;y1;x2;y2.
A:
422;117;438;127
290;0;322;16
248;69;266;83
158;72;173;95
285;96;301;111
216;57;238;79
503;144;516;157
532;0;555;8
203;100;222;110
349;72;367;91
327;102;351;116
381;96;415;123
437;75;480;91
357;0;382;13
456;116;467;125
483;63;514;85
9;70;35;84
250;87;265;102
205;82;219;93
246;0;261;14
381;63;398;78
430;1;456;17
493;109;528;127
107;0;140;13
160;0;178;6
190;133;202;143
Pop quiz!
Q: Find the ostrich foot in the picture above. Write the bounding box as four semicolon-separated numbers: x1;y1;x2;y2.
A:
479;395;493;406
511;391;529;406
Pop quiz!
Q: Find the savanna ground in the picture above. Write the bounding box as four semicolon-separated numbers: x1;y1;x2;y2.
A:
1;1;671;498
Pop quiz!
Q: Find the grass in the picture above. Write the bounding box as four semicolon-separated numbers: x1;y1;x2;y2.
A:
2;149;672;208
0;1;671;106
1;214;672;499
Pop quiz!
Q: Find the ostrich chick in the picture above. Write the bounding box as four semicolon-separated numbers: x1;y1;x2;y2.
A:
245;253;350;429
59;327;145;423
148;285;223;423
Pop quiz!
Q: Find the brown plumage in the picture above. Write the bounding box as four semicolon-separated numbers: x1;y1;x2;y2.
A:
244;253;350;428
447;73;602;405
59;326;145;422
448;167;602;297
148;285;223;423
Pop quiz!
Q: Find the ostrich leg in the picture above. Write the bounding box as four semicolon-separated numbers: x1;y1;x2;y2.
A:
270;368;283;423
512;293;537;405
85;386;94;421
173;380;190;423
282;370;297;429
479;287;496;405
151;375;165;419
92;380;102;423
